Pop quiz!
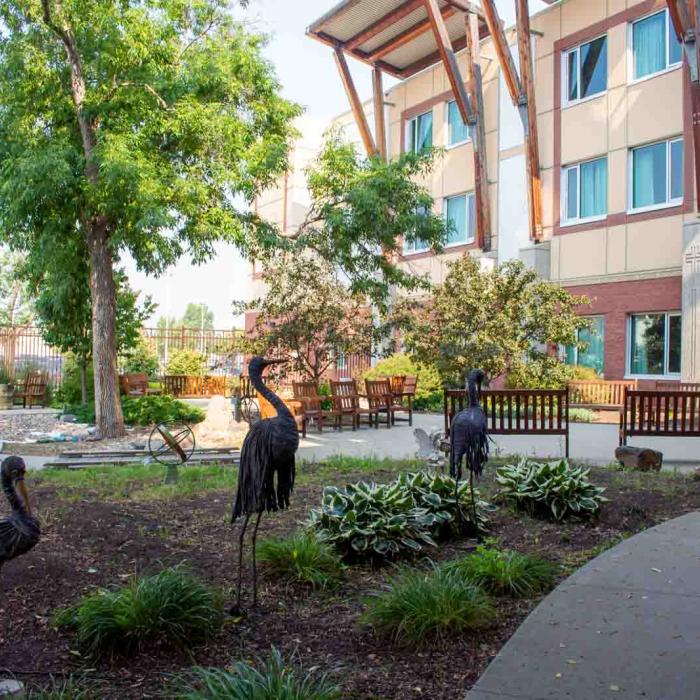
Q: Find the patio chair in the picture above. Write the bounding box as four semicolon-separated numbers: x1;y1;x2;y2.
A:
119;372;157;398
258;391;307;438
292;381;338;433
364;378;395;429
330;379;374;430
14;371;48;408
391;374;415;426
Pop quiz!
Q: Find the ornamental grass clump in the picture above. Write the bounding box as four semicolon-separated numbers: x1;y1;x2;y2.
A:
361;565;493;646
308;471;490;561
56;567;223;656
257;531;344;589
444;546;557;598
175;647;341;700
495;458;606;521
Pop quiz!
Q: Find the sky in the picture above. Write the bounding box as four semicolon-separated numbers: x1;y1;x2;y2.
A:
126;0;547;329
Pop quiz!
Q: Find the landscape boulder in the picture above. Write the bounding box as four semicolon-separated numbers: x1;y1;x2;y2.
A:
614;446;663;472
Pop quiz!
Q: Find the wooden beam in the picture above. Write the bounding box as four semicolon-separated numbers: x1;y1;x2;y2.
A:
422;0;474;124
481;0;523;106
443;0;484;18
667;0;692;40
368;6;457;62
516;0;543;242
334;48;378;157
464;11;492;252
691;78;700;209
372;67;387;160
345;0;423;51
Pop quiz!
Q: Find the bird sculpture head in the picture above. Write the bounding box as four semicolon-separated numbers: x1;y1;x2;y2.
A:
248;355;287;376
1;456;31;515
467;369;485;389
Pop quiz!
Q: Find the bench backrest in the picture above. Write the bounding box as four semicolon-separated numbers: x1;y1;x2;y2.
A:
444;388;569;455
621;389;700;441
24;371;47;396
402;376;418;396
568;379;637;407
120;372;149;396
655;381;700;392
163;375;225;397
330;380;360;411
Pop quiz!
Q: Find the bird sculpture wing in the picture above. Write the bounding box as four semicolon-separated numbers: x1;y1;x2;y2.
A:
450;406;489;481
0;514;40;566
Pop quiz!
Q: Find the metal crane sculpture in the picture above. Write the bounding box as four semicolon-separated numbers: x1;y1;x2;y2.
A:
231;355;298;613
449;369;489;529
1;456;40;575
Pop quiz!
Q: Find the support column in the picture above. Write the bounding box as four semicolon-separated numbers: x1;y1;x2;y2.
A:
372;67;387;160
682;221;700;382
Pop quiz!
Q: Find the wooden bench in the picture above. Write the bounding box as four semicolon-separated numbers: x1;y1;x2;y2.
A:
620;388;700;446
568;379;637;410
119;372;162;398
655;381;700;392
163;375;227;398
14;371;48;408
444;388;570;457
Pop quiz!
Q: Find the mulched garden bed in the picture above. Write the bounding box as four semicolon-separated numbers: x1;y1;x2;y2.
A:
1;463;699;699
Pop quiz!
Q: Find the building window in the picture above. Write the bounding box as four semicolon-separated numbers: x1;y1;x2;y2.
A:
407;110;433;153
565;316;605;375
628;312;681;377
446;100;469;147
630;137;683;211
403;205;431;254
631;9;682;81
444;192;476;246
564;35;607;105
562;157;608;224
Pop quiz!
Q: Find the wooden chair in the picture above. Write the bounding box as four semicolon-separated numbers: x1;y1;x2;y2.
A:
330;379;374;430
14;371;48;408
364;378;396;429
258;391;307;438
292;381;338;432
119;372;149;397
389;374;414;426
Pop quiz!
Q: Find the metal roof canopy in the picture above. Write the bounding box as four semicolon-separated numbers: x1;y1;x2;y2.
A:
307;0;490;79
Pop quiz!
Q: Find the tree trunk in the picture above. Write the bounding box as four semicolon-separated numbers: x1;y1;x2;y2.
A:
86;221;124;437
79;360;88;406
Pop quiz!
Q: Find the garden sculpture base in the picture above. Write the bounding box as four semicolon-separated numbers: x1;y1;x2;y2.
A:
0;680;24;698
614;445;663;471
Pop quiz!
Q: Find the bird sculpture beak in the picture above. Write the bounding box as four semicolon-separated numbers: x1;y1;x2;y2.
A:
16;476;32;516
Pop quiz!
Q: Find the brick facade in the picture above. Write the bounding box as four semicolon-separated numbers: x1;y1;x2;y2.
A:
565;276;682;385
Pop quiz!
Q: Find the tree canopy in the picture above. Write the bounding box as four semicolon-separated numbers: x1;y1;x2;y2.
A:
395;255;591;388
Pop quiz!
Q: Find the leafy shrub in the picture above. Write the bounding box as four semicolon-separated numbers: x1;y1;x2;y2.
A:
121;336;160;378
53;353;94;406
0;363;12;384
166;348;207;375
308;471;490;561
175;648;341;700
363;354;442;411
121;395;205;426
495;458;606;521
444;546;556;597
56;567;223;656
27;676;95;699
569;365;600;381
62;401;97;423
361;564;493;646
569;408;598;423
257;531;344;589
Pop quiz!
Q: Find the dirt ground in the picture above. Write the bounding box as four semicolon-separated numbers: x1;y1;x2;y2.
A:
1;463;699;699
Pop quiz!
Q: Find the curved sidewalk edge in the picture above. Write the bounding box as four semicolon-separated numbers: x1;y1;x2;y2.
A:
466;511;700;700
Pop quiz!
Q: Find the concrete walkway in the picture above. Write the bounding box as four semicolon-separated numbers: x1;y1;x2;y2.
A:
466;512;700;700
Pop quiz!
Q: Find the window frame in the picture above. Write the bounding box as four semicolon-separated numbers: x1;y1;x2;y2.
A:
443;191;476;247
444;100;471;149
405;109;434;154
626;311;682;379
627;136;684;214
562;33;608;108
628;8;683;85
560;156;609;226
564;315;606;373
403;205;431;256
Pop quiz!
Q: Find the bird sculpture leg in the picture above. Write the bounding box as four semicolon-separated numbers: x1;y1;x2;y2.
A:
469;470;480;541
235;513;251;613
251;510;263;607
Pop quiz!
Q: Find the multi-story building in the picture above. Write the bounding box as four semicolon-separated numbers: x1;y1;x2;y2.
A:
254;0;697;387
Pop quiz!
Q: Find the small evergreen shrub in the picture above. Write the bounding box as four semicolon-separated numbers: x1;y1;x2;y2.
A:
166;349;207;375
496;458;607;521
121;394;205;426
53;353;94;406
444;546;556;597
121;336;160;378
257;531;344;589
363;354;442;411
361;565;493;646
175;648;341;700
56;567;223;656
308;471;490;561
569;408;598;423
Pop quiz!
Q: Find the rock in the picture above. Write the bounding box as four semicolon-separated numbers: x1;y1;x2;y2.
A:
615;446;663;472
0;680;24;697
59;414;77;423
693;468;700;481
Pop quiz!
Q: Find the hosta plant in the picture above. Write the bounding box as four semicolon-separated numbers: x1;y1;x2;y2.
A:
308;471;491;561
495;458;606;521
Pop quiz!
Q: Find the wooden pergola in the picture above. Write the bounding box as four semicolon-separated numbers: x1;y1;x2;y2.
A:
667;0;700;207
307;0;544;250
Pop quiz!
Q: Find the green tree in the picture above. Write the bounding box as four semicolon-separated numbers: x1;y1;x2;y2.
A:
180;303;214;331
0;0;300;436
396;255;591;388
29;239;156;404
165;348;207;375
235;255;373;385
